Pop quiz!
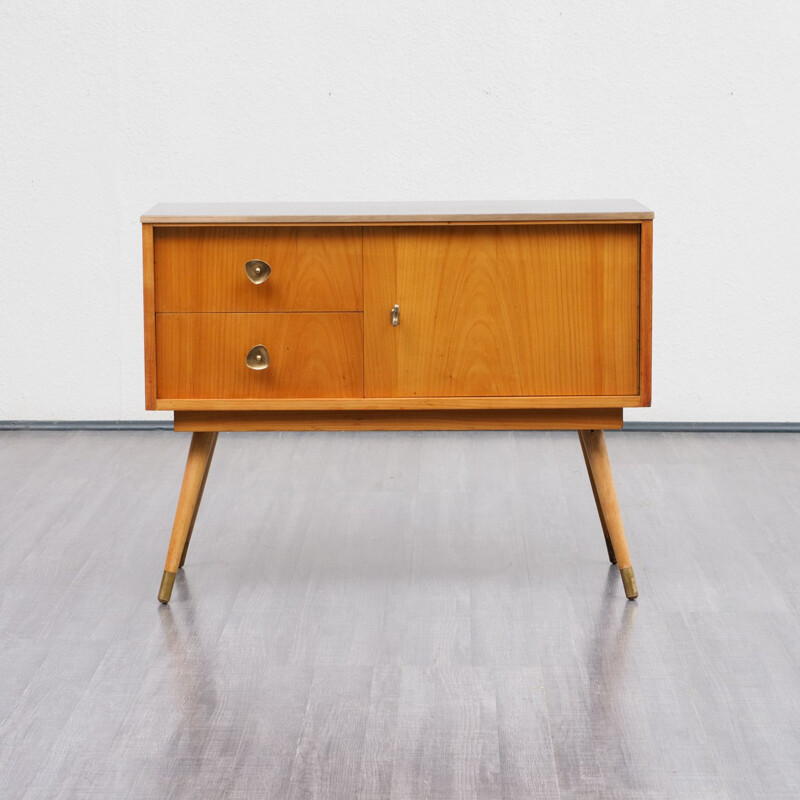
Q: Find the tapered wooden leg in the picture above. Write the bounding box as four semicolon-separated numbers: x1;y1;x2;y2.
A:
158;431;218;604
578;432;617;564
179;432;218;568
578;430;638;600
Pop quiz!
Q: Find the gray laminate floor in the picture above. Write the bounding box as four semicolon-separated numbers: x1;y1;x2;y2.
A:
1;430;799;799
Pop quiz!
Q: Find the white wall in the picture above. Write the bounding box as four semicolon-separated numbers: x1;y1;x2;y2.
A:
1;1;798;422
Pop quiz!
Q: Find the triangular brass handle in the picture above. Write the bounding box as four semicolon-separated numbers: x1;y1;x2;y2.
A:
245;345;270;370
245;259;271;284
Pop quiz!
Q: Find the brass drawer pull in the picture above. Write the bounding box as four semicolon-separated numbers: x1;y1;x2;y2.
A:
245;344;270;370
391;304;400;326
245;259;271;284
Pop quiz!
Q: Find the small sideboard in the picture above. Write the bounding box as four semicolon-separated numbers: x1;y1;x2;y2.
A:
141;201;653;603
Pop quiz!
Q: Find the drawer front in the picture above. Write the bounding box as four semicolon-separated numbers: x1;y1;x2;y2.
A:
156;313;363;399
154;227;362;312
364;224;640;397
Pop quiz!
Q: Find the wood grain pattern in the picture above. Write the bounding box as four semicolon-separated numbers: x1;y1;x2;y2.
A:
142;224;156;409
5;430;800;799
365;224;640;398
639;220;653;406
154;226;363;312
390;667;502;798
287;668;374;799
145;216;651;412
156;313;363;399
142;199;654;223
173;408;623;432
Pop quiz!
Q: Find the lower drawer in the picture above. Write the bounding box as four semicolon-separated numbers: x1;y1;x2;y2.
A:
156;313;363;400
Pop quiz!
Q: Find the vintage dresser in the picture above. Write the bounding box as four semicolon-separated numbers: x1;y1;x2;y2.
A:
142;201;653;603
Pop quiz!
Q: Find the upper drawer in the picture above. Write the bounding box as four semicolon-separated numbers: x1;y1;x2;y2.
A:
154;226;363;312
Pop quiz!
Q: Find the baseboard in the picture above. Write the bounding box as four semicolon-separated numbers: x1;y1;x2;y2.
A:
0;420;174;431
623;422;800;432
1;420;798;433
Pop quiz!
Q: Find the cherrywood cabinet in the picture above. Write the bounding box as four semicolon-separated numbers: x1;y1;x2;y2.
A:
142;201;653;603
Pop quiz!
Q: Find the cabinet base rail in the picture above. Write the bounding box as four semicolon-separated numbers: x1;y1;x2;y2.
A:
173;408;623;432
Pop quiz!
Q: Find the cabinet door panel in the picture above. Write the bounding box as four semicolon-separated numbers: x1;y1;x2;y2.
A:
364;225;639;397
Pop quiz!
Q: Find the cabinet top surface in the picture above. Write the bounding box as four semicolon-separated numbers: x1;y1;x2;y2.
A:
141;200;653;224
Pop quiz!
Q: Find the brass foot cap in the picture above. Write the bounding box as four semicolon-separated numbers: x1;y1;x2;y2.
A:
620;566;638;600
158;571;176;604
